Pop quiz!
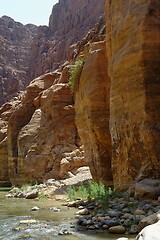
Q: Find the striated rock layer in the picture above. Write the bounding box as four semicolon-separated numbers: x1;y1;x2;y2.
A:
0;16;37;105
74;16;113;186
105;0;160;190
0;0;106;186
28;0;105;80
75;40;112;186
0;98;21;186
6;69;86;185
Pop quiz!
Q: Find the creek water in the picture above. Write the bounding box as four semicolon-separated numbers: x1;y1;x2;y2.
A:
0;191;135;240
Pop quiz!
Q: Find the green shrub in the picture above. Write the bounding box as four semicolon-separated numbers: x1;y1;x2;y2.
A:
20;184;32;191
68;59;85;92
66;180;112;201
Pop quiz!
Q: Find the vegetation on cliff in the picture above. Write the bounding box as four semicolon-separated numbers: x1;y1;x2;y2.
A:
68;60;85;92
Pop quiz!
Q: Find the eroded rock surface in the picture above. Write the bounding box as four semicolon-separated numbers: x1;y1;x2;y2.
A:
6;67;87;185
0;16;37;105
105;0;160;190
136;220;160;240
0;98;21;186
75;40;112;186
28;0;105;80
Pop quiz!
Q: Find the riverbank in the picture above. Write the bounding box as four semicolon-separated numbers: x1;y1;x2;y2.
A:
4;174;160;239
0;191;135;240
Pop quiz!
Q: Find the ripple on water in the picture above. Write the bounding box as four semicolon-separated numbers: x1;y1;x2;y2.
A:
0;192;135;240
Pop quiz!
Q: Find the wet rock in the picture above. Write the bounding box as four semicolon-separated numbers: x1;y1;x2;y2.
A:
5;193;15;198
108;225;125;234
77;217;88;226
116;238;129;240
49;207;61;212
58;228;72;235
108;210;122;218
76;208;89;215
102;219;120;228
121;213;134;220
17;192;25;198
67;200;84;208
134;209;146;216
25;189;38;199
30;206;40;211
87;224;99;230
129;224;138;234
20;219;38;224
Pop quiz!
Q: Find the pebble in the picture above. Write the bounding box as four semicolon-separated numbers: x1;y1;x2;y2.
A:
116;238;129;240
70;194;159;235
49;207;61;212
108;225;125;234
20;219;38;224
76;208;89;215
30;206;40;211
58;229;71;235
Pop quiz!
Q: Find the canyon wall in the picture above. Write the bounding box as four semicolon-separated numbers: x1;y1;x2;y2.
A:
28;0;106;80
105;0;160;190
0;0;105;105
6;69;86;185
0;98;21;186
72;17;113;186
0;16;37;105
1;0;160;191
0;0;106;186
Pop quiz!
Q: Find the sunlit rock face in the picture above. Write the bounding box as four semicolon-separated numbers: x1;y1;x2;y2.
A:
6;69;86;185
72;17;113;186
28;0;106;80
0;16;37;106
7;72;58;184
105;0;160;191
75;40;112;186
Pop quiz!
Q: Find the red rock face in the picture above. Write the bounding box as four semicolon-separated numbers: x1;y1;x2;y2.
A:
105;0;160;190
0;98;21;186
75;40;113;187
28;0;105;80
0;16;37;105
5;68;86;185
0;0;105;186
7;72;57;183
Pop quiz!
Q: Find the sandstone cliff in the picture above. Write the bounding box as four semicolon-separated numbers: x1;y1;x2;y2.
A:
28;0;106;80
6;69;87;185
68;16;113;186
0;0;105;106
0;0;106;186
105;0;160;191
0;98;21;186
0;16;37;105
1;0;160;193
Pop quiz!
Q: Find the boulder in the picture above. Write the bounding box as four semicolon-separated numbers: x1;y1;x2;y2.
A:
136;220;160;240
138;211;160;231
108;225;125;234
134;179;160;200
25;189;38;199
